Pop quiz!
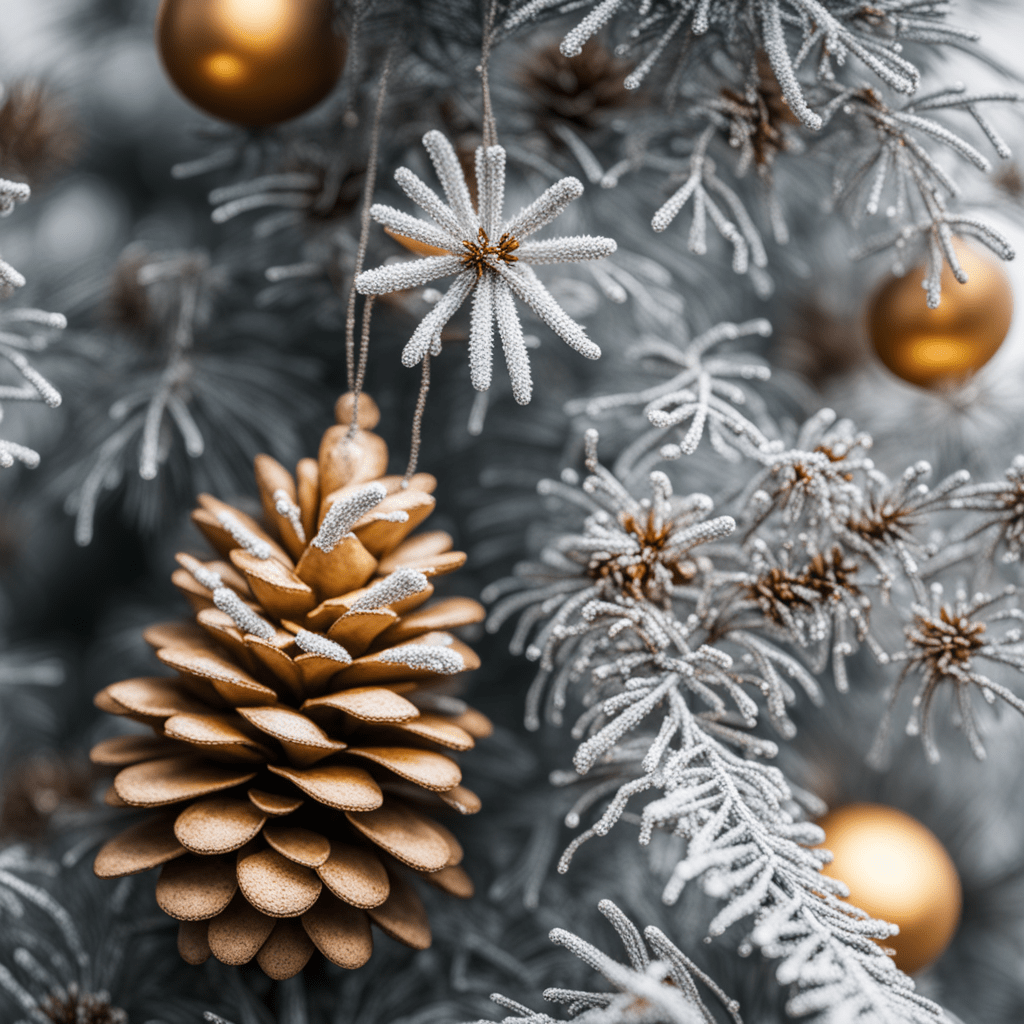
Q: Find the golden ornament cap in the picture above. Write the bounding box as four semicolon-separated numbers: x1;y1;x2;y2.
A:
156;0;346;127
818;803;961;974
868;238;1014;389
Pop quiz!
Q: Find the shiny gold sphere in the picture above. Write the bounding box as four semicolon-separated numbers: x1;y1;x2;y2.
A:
156;0;346;127
868;239;1013;389
818;803;962;975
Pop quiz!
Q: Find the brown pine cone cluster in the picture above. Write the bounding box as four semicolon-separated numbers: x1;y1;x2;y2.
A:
518;38;635;136
90;394;490;980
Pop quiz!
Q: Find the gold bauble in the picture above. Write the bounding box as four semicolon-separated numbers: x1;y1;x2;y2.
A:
818;803;961;975
868;238;1014;389
156;0;346;127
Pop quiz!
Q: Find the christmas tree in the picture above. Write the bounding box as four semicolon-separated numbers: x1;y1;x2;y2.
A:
0;1;1023;1022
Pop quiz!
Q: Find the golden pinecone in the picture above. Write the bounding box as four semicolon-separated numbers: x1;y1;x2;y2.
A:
90;393;490;980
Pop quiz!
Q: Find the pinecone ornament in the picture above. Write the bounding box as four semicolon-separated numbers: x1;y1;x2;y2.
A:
91;394;490;980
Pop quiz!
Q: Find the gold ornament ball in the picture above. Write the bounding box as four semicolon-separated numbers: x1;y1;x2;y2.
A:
868;238;1014;389
156;0;346;127
818;803;962;975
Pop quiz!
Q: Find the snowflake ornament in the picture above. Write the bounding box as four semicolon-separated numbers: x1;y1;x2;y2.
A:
355;131;616;404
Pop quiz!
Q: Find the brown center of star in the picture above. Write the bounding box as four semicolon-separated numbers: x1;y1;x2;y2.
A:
460;227;519;277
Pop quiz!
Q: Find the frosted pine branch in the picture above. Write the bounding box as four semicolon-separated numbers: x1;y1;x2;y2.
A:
60;245;318;544
740;413;971;597
649;127;766;279
0;178;30;219
0;179;65;469
871;584;1024;765
705;538;881;697
478;900;740;1024
506;4;1014;296
502;0;948;128
483;414;1004;1022
490;549;941;1024
485;432;737;707
936;456;1024;566
567;319;774;463
0;849;147;1024
638;697;941;1024
828;85;1020;305
64;251;215;540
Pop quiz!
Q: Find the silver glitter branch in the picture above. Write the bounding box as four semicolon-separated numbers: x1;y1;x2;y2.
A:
355;130;616;404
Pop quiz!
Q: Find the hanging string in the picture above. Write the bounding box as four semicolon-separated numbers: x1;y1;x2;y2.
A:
396;2;499;477
404;355;431;484
347;295;375;439
345;47;394;399
340;0;371;129
480;0;499;148
397;7;497;478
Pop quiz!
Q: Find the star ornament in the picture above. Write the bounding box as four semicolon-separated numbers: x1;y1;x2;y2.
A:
355;131;617;404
